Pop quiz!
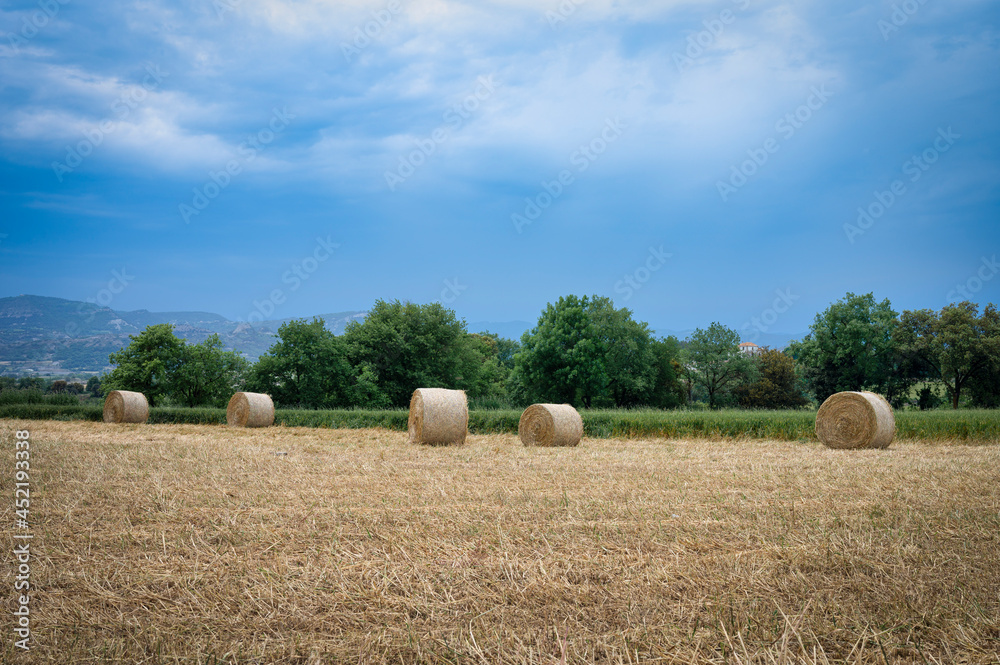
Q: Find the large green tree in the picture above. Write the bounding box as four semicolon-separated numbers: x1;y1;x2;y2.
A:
790;292;910;404
684;322;757;408
248;318;354;408
592;301;661;408
511;295;609;407
103;324;184;406
343;300;485;407
734;348;809;409
171;334;249;407
896;301;1000;409
512;295;684;409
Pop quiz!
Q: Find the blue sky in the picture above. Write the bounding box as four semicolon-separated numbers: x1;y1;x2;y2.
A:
1;0;998;340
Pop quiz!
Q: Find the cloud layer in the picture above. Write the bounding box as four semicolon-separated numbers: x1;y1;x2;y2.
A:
1;0;998;335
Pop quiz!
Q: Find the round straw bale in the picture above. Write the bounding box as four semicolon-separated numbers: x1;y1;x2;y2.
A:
227;392;275;428
407;388;468;445
815;391;895;449
103;390;149;424
518;403;583;447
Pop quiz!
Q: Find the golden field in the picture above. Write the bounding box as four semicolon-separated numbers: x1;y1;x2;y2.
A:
2;420;999;664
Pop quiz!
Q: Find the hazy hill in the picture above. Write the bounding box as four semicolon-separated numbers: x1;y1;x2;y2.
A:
0;295;366;375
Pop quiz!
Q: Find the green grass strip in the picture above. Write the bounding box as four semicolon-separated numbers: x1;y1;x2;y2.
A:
3;404;999;442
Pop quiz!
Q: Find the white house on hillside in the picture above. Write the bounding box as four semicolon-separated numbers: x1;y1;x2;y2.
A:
739;342;762;355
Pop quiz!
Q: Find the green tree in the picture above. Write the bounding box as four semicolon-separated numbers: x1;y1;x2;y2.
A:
790;292;910;404
512;296;682;409
649;336;686;409
896;301;1000;409
17;377;46;391
86;376;102;398
475;332;520;371
685;322;757;408
343;300;485;407
171;334;249;407
103;324;184;407
735;348;809;409
967;372;1000;408
592;300;661;408
349;363;392;409
464;333;512;406
917;384;945;410
511;295;609;407
247;318;354;408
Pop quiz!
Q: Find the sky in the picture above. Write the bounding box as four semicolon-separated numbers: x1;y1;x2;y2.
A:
1;0;998;341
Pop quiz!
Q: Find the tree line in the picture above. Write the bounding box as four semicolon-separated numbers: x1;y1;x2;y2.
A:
790;293;1000;409
85;293;1000;411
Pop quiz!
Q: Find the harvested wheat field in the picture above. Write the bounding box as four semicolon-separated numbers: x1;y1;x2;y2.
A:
2;421;999;664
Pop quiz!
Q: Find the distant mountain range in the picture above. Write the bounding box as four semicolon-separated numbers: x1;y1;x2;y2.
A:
0;295;805;377
0;295;366;376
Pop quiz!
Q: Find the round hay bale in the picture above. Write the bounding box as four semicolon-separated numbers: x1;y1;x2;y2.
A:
815;391;895;449
407;388;467;445
227;392;275;428
103;390;149;424
518;403;583;447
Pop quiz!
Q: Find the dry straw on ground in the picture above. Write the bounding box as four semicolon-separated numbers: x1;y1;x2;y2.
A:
226;391;275;428
815;390;895;449
518;403;583;447
3;419;999;664
407;387;467;445
102;390;148;424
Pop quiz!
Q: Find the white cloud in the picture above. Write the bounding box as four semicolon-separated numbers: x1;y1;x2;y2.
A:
0;60;299;173
6;0;991;194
